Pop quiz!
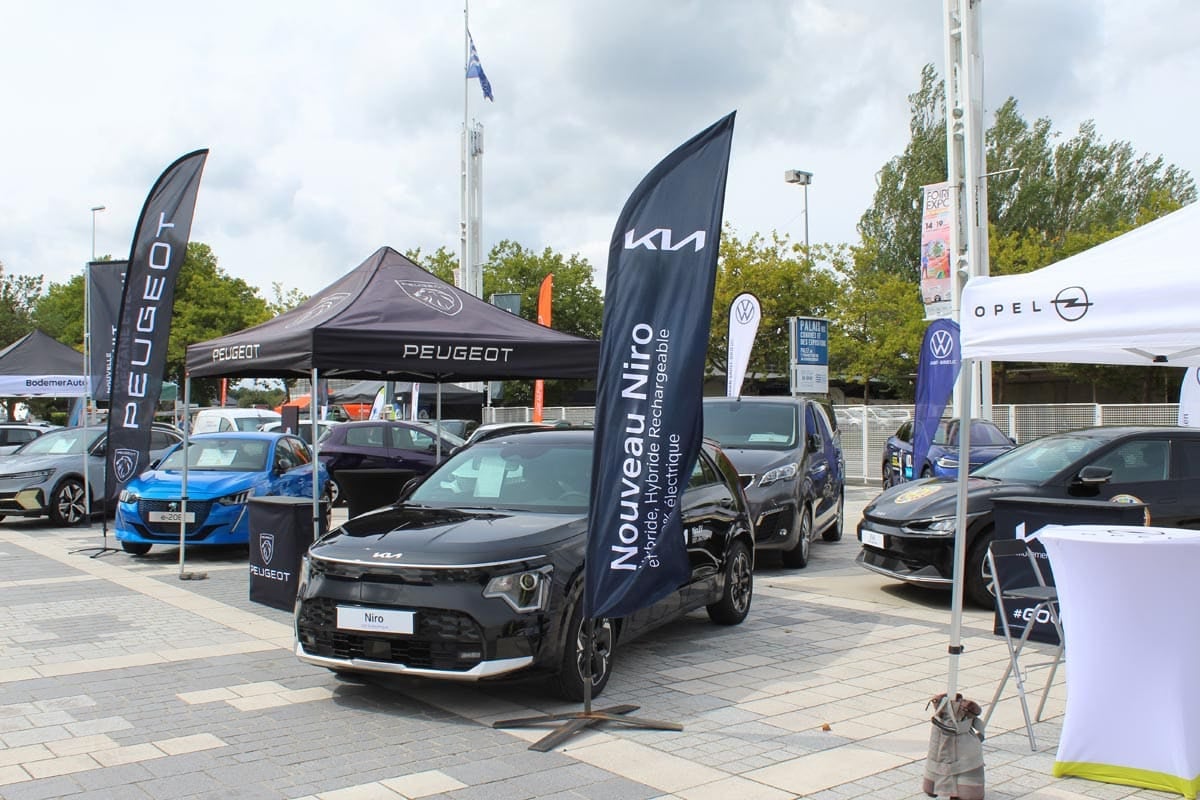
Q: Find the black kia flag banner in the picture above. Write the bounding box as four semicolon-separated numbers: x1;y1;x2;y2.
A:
87;260;127;401
105;150;208;501
584;113;735;620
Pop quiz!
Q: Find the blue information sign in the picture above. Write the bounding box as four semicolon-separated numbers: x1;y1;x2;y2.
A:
789;316;829;393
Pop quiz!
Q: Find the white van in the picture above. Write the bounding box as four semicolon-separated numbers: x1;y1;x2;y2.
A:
191;408;282;434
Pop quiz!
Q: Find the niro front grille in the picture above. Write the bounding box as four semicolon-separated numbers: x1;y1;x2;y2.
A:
296;597;484;671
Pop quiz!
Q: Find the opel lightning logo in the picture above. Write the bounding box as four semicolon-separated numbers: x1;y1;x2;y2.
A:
396;280;463;316
929;329;955;359
734;297;758;324
259;533;275;565
1052;286;1092;322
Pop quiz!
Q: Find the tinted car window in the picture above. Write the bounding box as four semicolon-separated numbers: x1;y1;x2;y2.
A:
689;454;720;489
1087;439;1169;482
346;425;386;449
1177;439;1200;478
703;402;798;449
973;433;1108;482
804;404;823;450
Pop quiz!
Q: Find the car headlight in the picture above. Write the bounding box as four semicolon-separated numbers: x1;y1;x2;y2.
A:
217;488;254;506
758;462;799;487
903;517;957;536
483;566;553;613
0;469;55;484
935;455;959;468
119;489;139;504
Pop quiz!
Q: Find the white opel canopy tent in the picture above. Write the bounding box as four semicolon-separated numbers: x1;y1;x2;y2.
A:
943;201;1200;705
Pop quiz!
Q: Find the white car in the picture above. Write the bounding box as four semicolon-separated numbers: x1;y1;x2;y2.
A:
191;408;282;434
259;419;341;446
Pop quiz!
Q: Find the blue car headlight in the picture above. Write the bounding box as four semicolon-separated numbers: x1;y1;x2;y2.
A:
935;455;959;469
483;566;553;613
759;462;799;487
217;488;254;506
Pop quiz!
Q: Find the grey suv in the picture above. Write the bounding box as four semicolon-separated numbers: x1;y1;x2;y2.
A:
702;396;845;567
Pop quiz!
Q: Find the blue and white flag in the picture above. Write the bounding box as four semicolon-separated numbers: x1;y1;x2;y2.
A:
585;113;735;620
912;319;961;480
466;32;493;101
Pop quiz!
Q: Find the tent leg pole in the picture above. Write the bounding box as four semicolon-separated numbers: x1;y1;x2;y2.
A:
945;357;975;716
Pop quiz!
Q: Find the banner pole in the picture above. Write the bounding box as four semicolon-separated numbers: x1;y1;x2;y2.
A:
178;375;206;580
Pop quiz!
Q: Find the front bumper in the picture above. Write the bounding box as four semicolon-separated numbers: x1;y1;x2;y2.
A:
856;517;957;586
0;487;50;517
115;499;250;546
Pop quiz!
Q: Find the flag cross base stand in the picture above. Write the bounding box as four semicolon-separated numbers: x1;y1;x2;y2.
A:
70;545;122;559
493;704;682;752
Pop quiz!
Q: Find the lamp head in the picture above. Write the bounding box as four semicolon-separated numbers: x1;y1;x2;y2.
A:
91;205;106;213
784;169;813;186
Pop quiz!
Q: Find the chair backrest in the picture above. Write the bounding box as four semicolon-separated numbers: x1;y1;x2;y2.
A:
989;536;1061;646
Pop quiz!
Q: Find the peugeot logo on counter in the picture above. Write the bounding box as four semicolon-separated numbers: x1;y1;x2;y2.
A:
259;533;275;565
1052;286;1092;322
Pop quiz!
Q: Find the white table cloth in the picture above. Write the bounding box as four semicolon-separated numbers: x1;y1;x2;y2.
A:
1037;524;1200;798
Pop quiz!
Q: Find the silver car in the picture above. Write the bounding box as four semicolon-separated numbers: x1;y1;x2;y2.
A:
0;424;183;525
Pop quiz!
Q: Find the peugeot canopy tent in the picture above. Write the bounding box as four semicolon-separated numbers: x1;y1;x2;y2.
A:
941;201;1200;710
180;247;601;572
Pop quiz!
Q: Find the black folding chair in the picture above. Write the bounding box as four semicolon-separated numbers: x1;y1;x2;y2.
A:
981;536;1065;751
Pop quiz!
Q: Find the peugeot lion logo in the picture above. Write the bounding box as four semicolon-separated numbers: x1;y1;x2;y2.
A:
113;449;140;483
734;297;758;324
259;533;275;565
284;292;351;329
1052;286;1092;322
396;280;463;316
929;329;955;360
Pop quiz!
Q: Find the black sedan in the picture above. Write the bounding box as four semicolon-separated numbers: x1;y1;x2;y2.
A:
294;428;755;700
858;425;1200;607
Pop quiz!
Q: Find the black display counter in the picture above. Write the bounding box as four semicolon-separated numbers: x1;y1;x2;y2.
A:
991;495;1147;644
338;468;419;519
248;496;328;611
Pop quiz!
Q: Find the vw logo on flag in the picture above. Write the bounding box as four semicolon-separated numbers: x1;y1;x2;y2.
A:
259;533;275;565
113;449;140;483
734;296;758;324
929;329;956;360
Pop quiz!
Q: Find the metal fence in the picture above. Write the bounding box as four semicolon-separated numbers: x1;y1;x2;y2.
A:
482;403;1184;485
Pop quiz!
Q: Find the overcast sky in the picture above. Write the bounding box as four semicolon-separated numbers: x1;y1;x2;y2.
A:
2;1;1196;301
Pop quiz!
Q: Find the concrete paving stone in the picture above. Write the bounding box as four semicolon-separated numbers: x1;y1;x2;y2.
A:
0;774;85;800
566;776;662;800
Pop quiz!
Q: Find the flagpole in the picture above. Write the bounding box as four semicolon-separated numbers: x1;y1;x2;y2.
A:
460;2;470;294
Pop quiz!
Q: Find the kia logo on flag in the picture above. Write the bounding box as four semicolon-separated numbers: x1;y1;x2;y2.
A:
285;292;352;329
929;329;955;360
113;449;140;484
259;532;275;565
1052;286;1092;322
734;297;758;324
623;228;706;252
396;281;463;316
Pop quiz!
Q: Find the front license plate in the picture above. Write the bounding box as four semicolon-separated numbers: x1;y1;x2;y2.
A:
337;606;414;635
147;511;196;523
861;529;886;549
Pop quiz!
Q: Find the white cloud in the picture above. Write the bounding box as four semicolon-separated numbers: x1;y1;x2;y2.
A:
0;0;1195;299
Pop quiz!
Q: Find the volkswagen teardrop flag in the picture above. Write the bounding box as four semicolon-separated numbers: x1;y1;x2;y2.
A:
912;318;961;481
585;113;735;620
726;292;761;397
105;149;208;501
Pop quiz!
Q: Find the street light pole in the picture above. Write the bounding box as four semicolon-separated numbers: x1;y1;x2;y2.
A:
783;169;813;252
90;205;105;261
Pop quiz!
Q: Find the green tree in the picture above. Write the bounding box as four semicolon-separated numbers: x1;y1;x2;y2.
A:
708;228;841;384
0;261;44;346
404;246;458;284
267;282;309;316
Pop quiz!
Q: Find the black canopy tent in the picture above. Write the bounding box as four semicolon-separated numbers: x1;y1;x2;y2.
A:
0;330;88;397
177;247;600;572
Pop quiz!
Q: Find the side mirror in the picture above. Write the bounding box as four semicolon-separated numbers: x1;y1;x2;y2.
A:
807;433;821;453
1076;465;1113;485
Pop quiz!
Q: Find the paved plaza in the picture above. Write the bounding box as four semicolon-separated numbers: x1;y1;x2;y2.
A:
0;487;1174;799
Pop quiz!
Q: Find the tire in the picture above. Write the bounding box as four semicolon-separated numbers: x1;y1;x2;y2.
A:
49;479;88;526
121;541;152;556
707;540;753;625
781;506;812;568
964;529;996;609
921;465;933;479
326;477;343;507
552;604;615;702
823;492;845;542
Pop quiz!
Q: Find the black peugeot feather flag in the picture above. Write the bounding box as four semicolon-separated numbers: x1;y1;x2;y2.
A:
584;114;735;620
105;149;208;501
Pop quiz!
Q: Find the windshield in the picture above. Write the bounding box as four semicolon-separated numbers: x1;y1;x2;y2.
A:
972;432;1108;482
931;419;1013;446
16;428;102;456
157;437;269;471
703;402;798;450
408;440;592;513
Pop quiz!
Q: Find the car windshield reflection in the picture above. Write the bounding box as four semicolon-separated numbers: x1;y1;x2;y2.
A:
408;440;593;513
157;437;270;472
971;433;1108;482
702;402;798;450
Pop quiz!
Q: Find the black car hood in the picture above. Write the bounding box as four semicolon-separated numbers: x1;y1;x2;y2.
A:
718;447;796;475
864;476;1019;521
310;505;586;566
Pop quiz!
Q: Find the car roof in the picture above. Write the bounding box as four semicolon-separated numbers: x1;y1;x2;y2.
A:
704;396;805;405
189;431;286;440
